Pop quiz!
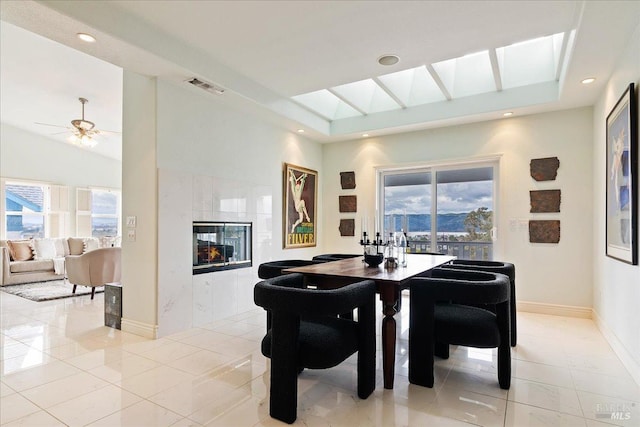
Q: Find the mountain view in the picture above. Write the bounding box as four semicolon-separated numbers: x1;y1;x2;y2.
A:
385;213;468;232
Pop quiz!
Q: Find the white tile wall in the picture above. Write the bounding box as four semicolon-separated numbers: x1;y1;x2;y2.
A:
158;168;275;333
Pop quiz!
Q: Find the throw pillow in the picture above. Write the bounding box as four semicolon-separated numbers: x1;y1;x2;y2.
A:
32;238;57;260
7;240;34;261
68;237;85;255
83;237;100;253
52;238;69;257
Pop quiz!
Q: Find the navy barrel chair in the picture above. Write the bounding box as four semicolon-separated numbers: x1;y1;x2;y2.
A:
254;273;377;424
438;259;517;346
408;269;511;390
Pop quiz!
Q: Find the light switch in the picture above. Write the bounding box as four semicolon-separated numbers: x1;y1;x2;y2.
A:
126;216;137;228
127;229;136;241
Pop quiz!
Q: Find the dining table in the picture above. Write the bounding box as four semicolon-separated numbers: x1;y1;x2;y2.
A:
283;253;456;389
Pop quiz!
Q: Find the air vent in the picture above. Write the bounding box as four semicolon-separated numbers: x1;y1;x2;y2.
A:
187;78;225;95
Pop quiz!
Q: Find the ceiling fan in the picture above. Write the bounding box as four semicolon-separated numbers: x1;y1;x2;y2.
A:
36;97;119;147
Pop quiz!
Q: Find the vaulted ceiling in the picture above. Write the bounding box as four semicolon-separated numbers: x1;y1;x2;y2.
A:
1;0;639;158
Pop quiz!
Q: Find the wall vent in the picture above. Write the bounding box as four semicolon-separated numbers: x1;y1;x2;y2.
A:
187;78;225;95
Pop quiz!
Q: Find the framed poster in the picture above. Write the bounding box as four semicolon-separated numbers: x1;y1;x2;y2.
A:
606;83;638;265
283;163;317;248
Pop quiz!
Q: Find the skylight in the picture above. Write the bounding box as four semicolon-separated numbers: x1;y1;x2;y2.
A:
291;32;566;122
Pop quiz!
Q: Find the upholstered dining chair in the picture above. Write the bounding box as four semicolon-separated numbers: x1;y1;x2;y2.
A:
257;259;324;279
408;269;511;389
254;273;376;424
437;259;517;346
311;253;361;262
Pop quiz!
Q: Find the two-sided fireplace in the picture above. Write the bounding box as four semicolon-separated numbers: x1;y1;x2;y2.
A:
193;221;252;274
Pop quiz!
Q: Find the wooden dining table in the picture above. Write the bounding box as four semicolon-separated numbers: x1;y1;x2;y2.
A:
283;253;456;389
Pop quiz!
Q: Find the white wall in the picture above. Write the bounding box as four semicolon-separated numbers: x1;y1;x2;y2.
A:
0;123;121;236
155;80;323;336
592;22;640;384
120;71;159;338
323;108;593;309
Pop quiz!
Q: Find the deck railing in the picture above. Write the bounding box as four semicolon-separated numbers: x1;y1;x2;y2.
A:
407;239;493;260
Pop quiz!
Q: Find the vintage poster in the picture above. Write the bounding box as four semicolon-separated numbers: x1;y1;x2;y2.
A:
283;163;317;248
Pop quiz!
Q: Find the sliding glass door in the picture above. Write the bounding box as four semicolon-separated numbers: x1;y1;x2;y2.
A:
380;162;497;260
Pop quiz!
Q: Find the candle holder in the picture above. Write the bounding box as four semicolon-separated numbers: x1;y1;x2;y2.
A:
360;232;389;268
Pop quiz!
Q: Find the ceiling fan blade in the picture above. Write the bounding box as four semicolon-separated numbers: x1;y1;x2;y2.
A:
50;131;72;135
96;129;121;135
35;122;70;129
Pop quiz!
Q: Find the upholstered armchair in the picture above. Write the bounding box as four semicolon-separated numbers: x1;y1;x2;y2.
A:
437;259;517;346
408;269;511;389
254;273;376;423
65;247;121;299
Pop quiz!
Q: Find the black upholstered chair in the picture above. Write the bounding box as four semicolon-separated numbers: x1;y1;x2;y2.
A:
312;253;361;262
257;259;324;279
437;259;517;346
408;269;511;389
254;273;376;423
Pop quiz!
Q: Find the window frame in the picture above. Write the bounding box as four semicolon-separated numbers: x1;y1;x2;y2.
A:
376;156;501;258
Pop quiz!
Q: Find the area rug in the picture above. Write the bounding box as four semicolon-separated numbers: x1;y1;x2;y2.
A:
0;280;104;302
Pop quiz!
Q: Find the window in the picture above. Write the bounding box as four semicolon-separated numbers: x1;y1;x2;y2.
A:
379;161;497;260
4;182;47;239
77;188;121;238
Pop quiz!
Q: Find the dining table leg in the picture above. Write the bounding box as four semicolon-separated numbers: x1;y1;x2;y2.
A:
381;285;401;389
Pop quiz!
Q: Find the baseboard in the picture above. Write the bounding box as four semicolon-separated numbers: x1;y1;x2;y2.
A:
593;310;640;386
517;301;593;318
121;318;158;339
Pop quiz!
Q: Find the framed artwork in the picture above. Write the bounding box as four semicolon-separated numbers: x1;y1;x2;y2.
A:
283;163;317;248
606;83;637;265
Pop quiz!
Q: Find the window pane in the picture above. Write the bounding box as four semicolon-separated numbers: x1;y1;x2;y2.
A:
6;214;44;239
436;167;493;260
5;183;45;239
5;184;44;213
92;217;118;237
383;172;431;252
91;190;118;215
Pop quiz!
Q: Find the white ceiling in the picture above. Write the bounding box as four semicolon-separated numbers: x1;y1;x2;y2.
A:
1;0;639;153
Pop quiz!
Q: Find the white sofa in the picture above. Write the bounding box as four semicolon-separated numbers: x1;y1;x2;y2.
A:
0;237;101;286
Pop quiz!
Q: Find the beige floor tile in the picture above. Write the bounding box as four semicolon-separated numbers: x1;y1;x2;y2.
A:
20;371;109;408
64;346;131;370
168;349;234;375
117;365;197;398
1;359;81;391
577;390;640;427
88;353;160;383
2;409;67;426
47;384;142;426
512;359;576;389
571;369;640;401
425;386;508;426
507;378;583;417
0;392;41;424
87;399;183;426
139;340;202;364
505;401;587;426
148;376;238;417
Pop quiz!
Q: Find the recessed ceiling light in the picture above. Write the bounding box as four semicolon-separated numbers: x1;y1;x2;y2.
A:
297;129;305;133
77;33;96;43
378;55;400;66
362;133;369;137
503;112;513;117
581;77;596;84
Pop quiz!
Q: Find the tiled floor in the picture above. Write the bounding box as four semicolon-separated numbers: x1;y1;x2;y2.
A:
1;289;638;426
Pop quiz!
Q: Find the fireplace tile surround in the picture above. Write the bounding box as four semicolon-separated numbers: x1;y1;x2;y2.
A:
158;168;276;337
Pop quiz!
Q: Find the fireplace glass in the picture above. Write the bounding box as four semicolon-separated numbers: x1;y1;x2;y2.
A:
193;222;252;274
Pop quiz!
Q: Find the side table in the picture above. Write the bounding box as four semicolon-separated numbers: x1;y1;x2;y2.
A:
104;282;122;329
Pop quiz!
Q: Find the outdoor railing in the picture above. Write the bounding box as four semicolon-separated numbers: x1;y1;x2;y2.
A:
407;239;493;260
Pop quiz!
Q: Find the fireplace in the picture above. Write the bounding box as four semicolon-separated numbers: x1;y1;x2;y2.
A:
193;221;252;274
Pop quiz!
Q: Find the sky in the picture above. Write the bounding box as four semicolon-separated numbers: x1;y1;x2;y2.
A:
385;181;493;215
